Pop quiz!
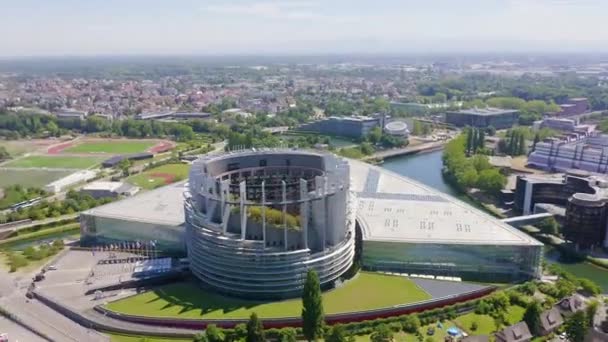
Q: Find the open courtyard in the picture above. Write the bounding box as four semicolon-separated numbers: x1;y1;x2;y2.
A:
104;272;431;319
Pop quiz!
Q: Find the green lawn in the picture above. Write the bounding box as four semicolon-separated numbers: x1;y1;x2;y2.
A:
454;312;496;335
65;140;156;154
505;305;525;325
4;156;103;169
353;322;454;342
0;169;72;188
127;163;190;189
107;333;191;342
105;272;430;319
454;305;525;336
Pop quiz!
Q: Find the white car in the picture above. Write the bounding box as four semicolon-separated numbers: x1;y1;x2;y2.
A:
0;333;8;342
47;265;57;270
559;332;567;340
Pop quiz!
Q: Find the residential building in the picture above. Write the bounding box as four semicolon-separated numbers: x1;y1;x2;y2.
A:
538;307;564;335
495;322;533;342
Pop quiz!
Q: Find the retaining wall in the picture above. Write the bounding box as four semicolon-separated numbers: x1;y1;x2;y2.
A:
94;286;495;330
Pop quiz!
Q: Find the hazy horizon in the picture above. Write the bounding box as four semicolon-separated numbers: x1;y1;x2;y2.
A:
2;0;608;57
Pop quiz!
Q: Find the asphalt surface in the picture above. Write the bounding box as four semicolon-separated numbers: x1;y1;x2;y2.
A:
0;316;47;342
411;278;489;298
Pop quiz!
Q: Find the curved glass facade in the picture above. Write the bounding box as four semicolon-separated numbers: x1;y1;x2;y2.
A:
185;150;355;298
362;241;542;282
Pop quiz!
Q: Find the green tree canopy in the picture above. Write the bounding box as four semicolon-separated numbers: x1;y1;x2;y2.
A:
246;313;265;342
565;311;587;342
302;269;324;341
523;300;543;335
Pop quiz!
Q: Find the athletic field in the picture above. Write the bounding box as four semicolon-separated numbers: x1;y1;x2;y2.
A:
64;140;156;154
105;272;430;319
3;156;104;169
127;163;189;189
0;169;72;188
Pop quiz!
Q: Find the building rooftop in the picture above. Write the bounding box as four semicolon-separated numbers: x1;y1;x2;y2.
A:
82;181;124;192
449;107;519;116
349;159;541;246
84;152;541;247
82;181;186;226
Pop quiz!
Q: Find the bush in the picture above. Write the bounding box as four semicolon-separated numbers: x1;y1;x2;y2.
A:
401;315;421;334
470;321;478;331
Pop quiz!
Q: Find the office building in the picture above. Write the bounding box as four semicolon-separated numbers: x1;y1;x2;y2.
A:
445;108;519;129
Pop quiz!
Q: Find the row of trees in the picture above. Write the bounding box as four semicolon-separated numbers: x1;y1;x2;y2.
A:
464;127;486;156
499;128;527;156
443;132;507;194
0;190;115;224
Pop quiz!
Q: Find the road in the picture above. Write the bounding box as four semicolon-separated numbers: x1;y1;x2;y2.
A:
0;316;47;342
0;250;109;342
0;213;79;234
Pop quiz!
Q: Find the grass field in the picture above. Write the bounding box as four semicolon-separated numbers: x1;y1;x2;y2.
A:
0;140;48;157
107;333;191;342
4;156;103;169
0;169;72;188
65;140;156;154
454;305;525;335
127;163;189;189
353;322;454;342
105;272;430;319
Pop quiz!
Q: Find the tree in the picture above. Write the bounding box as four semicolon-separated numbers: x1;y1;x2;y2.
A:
279;328;297;342
523;300;543;335
533;132;540;151
470;321;478;331
246;313;265;342
0;146;10;161
486;125;496;136
205;324;225;342
585;300;599;328
401;315;421;334
302;269;324;341
117;158;132;177
536;217;559;236
578;279;601;296
370;324;393;342
367;127;383;145
326;324;352;342
517;133;527;155
477;168;507;194
565;311;588;342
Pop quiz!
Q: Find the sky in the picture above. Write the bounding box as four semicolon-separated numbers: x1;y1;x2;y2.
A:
1;0;607;57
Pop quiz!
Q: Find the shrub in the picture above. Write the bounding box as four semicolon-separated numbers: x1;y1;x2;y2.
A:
470;321;478;331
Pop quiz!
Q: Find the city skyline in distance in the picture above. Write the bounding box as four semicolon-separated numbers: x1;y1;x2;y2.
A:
2;0;608;57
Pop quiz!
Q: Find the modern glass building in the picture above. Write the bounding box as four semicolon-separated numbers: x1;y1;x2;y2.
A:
80;181;187;256
185;150;355;299
349;159;543;283
362;241;542;283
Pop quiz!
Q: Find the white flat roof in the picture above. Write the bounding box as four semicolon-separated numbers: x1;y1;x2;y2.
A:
83;155;541;247
349;159;541;246
82;181;123;192
82;181;185;226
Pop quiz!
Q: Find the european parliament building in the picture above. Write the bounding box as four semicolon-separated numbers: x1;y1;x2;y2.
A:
81;149;542;299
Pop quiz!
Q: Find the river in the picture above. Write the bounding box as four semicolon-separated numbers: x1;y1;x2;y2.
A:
380;150;608;292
